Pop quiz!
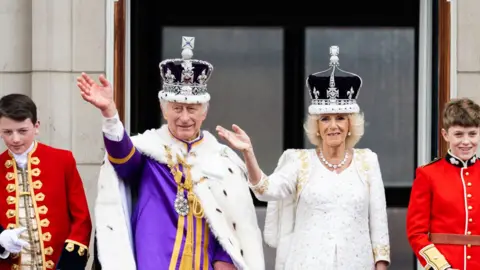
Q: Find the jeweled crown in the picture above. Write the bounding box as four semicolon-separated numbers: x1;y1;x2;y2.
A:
306;45;362;114
158;36;214;104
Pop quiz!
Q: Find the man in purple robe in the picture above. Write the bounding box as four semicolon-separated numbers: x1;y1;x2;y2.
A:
77;36;265;270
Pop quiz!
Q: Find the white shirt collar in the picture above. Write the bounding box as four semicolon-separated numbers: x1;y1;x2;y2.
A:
10;142;35;169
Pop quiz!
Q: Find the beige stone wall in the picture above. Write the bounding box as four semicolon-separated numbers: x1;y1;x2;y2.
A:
0;0;106;268
0;0;32;106
456;0;480;157
457;0;480;102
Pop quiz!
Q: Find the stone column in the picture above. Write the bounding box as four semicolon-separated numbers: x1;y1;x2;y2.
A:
31;0;106;267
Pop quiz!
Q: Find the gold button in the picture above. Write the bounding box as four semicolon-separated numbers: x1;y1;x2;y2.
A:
32;180;42;189
38;205;48;214
45;260;54;269
30;157;40;165
468;244;472;248
6;209;15;218
40;219;50;227
66;242;75;252
6;196;15;205
467;255;471;259
31;168;41;177
470;218;473;222
42;232;51;241
35;193;45;201
5;172;14;181
468;194;472;198
44;246;54;255
468;231;472;235
6;184;15;193
469;206;473;210
466;172;470;176
468;182;472;186
4;160;12;168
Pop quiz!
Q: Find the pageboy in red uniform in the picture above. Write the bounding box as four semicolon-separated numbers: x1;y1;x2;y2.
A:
0;94;91;270
407;98;480;270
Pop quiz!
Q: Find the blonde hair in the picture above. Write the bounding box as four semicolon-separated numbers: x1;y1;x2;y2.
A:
304;113;365;149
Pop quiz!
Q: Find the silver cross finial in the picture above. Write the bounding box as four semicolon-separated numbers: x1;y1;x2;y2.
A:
182;36;195;50
181;36;195;60
329;45;340;66
330;46;339;56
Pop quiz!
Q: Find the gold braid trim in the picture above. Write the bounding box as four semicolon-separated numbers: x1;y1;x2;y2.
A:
108;146;136;164
164;146;204;217
252;174;269;195
181;197;194;267
419;244;450;270
164;147;204;268
295;150;309;200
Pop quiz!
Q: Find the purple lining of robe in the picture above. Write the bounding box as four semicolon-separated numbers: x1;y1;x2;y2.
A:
103;130;233;270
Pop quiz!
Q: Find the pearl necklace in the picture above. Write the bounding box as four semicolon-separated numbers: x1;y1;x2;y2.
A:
319;150;349;170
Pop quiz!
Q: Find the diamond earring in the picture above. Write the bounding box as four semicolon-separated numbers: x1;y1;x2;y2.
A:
347;132;351;136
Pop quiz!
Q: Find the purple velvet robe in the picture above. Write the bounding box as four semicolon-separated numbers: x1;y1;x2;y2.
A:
103;130;233;270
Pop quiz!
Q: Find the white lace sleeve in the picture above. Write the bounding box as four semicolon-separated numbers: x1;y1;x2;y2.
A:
368;152;391;264
248;149;300;201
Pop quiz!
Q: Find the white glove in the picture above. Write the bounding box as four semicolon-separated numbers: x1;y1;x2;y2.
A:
0;227;29;254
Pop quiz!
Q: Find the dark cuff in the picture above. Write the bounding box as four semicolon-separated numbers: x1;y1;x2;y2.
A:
56;241;88;270
93;233;102;270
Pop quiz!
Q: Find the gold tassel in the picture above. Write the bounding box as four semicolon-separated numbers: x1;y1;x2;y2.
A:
188;192;204;218
185;167;204;218
181;169;194;268
182;171;195;268
185;214;194;256
180;208;194;269
167;146;206;268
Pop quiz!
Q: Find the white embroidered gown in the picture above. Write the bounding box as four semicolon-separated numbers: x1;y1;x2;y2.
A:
251;149;390;270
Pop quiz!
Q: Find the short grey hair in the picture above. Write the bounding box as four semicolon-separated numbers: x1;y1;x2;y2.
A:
303;113;365;149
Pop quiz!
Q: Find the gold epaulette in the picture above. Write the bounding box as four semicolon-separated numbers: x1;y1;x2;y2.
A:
422;158;441;167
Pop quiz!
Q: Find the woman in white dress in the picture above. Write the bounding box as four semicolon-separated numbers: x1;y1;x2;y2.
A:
217;46;390;270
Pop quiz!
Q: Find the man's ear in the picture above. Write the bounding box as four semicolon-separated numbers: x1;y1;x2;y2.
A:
34;121;40;135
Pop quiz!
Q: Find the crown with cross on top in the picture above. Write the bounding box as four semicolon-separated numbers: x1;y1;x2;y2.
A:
158;36;214;104
306;45;363;115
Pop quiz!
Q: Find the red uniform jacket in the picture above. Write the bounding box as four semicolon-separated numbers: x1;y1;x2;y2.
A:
0;142;92;270
407;151;480;270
